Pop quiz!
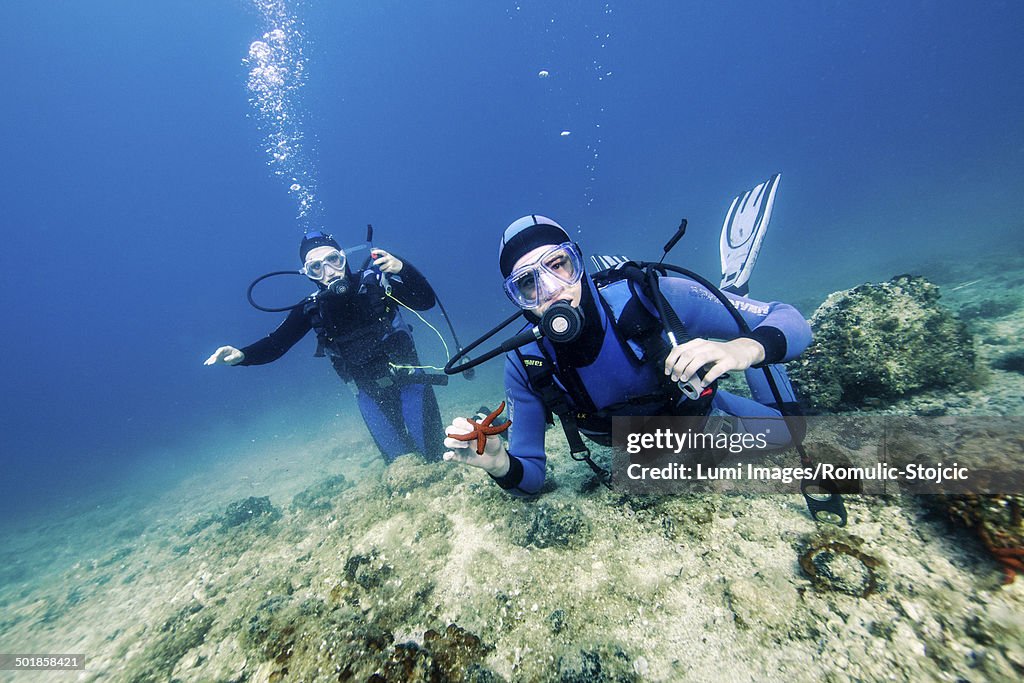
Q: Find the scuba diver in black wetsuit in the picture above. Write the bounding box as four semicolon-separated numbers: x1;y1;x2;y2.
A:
205;230;445;463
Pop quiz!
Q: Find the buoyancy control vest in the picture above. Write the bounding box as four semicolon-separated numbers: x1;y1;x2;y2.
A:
516;263;717;444
304;269;410;383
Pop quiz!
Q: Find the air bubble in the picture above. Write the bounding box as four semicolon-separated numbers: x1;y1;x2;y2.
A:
249;41;271;61
244;0;320;228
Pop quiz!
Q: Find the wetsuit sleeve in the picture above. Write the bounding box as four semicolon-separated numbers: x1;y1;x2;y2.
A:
237;304;313;366
489;355;549;495
385;255;436;311
657;277;812;364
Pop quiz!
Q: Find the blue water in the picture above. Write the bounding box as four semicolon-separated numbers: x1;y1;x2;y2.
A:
1;0;1021;521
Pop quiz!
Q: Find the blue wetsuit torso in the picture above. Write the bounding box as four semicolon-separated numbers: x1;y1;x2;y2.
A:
495;273;812;495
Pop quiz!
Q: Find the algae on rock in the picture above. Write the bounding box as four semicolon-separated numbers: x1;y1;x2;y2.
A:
220;496;282;530
789;275;976;411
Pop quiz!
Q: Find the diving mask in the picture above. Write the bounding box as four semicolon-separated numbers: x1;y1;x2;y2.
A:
302;249;346;280
503;242;584;309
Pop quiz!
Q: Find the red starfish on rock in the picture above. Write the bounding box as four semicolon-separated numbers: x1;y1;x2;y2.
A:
991;546;1024;584
449;401;511;455
978;526;1024;584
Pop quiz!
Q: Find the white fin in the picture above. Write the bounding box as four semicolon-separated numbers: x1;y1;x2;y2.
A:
719;172;781;295
590;254;631;272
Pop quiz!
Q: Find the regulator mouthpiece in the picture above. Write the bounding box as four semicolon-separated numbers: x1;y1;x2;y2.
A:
540;301;584;344
327;278;350;296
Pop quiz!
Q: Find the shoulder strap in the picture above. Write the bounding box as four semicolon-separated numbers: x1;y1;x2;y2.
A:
600;270;719;414
593;264;673;363
514;348;612;488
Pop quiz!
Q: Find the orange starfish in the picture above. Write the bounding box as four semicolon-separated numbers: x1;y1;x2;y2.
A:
449;402;511;455
979;527;1024;584
991;546;1024;584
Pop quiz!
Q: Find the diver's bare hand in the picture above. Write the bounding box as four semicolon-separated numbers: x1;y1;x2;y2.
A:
443;417;510;476
371;249;404;274
663;338;765;385
204;346;245;366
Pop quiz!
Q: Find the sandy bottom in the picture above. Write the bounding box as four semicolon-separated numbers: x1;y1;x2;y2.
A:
2;432;1022;682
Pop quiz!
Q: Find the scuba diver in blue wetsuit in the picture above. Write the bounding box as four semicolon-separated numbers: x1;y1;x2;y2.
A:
205;230;446;463
441;214;812;496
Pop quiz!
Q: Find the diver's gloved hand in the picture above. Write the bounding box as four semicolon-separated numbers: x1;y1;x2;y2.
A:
370;249;404;274
664;338;765;385
442;416;511;477
204;346;245;366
